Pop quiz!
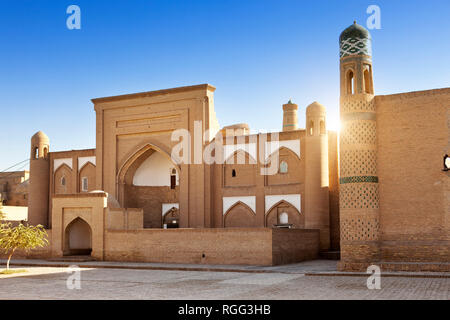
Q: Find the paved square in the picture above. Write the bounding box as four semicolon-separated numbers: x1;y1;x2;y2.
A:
0;267;448;300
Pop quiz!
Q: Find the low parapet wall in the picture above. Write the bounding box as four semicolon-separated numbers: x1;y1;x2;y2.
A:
1;218;320;266
104;228;320;266
106;208;144;230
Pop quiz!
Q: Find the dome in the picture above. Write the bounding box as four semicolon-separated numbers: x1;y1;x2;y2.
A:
15;180;29;193
306;102;326;115
222;123;249;131
221;123;250;136
339;21;372;58
31;131;49;144
90;190;121;208
340;21;371;43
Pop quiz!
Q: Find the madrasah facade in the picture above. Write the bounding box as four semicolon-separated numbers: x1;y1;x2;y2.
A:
19;22;449;271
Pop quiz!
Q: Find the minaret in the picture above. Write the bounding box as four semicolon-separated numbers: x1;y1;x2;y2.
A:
282;100;299;131
305;102;330;250
338;21;380;266
28;131;50;227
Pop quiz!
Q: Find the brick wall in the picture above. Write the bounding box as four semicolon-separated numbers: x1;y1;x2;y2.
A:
104;228;320;266
376;88;450;262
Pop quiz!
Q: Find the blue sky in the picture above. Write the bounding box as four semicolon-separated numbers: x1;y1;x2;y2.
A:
0;0;449;170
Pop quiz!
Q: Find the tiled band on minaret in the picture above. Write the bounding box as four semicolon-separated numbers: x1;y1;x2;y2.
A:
339;22;380;263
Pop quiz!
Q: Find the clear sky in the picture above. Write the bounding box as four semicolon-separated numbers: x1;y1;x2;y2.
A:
0;0;449;170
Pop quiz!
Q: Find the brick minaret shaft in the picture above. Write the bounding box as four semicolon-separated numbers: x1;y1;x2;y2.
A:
339;22;380;264
28;131;50;227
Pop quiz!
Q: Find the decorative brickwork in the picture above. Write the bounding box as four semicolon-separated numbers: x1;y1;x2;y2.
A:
340;216;380;241
339;150;377;177
339;176;378;184
339;183;379;209
339;37;372;58
340;121;377;145
341;97;375;113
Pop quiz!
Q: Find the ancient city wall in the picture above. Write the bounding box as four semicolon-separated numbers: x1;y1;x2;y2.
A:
375;88;450;262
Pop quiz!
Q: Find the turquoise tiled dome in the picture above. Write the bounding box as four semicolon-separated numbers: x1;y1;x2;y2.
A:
339;21;372;58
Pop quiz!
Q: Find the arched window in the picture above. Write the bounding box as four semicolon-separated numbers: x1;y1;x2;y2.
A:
232;169;236;177
170;168;177;189
347;70;355;95
61;177;66;186
43;147;48;159
320;120;326;135
279;212;289;225
34;147;39;159
364;68;371;94
81;177;88;192
309;120;314;136
279;161;288;174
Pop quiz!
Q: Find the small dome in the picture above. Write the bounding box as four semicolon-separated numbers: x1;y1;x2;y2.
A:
15;180;29;193
222;123;249;131
31;131;49;143
306;102;326;115
90;190;121;208
339;21;371;43
221;123;250;137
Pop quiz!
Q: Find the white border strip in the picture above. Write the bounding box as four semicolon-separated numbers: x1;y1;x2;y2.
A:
78;156;96;171
223;196;256;215
53;158;73;172
265;194;301;214
265;140;300;160
224;143;257;162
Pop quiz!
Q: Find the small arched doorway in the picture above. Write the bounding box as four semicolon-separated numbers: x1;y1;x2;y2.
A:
162;207;180;228
64;218;92;256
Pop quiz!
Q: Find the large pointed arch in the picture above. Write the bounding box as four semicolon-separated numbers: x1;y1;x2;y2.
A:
116;142;181;205
116;142;181;229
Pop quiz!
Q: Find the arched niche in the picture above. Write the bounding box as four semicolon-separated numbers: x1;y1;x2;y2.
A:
54;164;73;194
64;217;92;256
79;162;96;193
224;201;256;228
266;147;302;186
162;207;180;228
265;200;304;228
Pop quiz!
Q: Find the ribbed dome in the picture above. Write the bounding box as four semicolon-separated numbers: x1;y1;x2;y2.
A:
339;21;371;43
